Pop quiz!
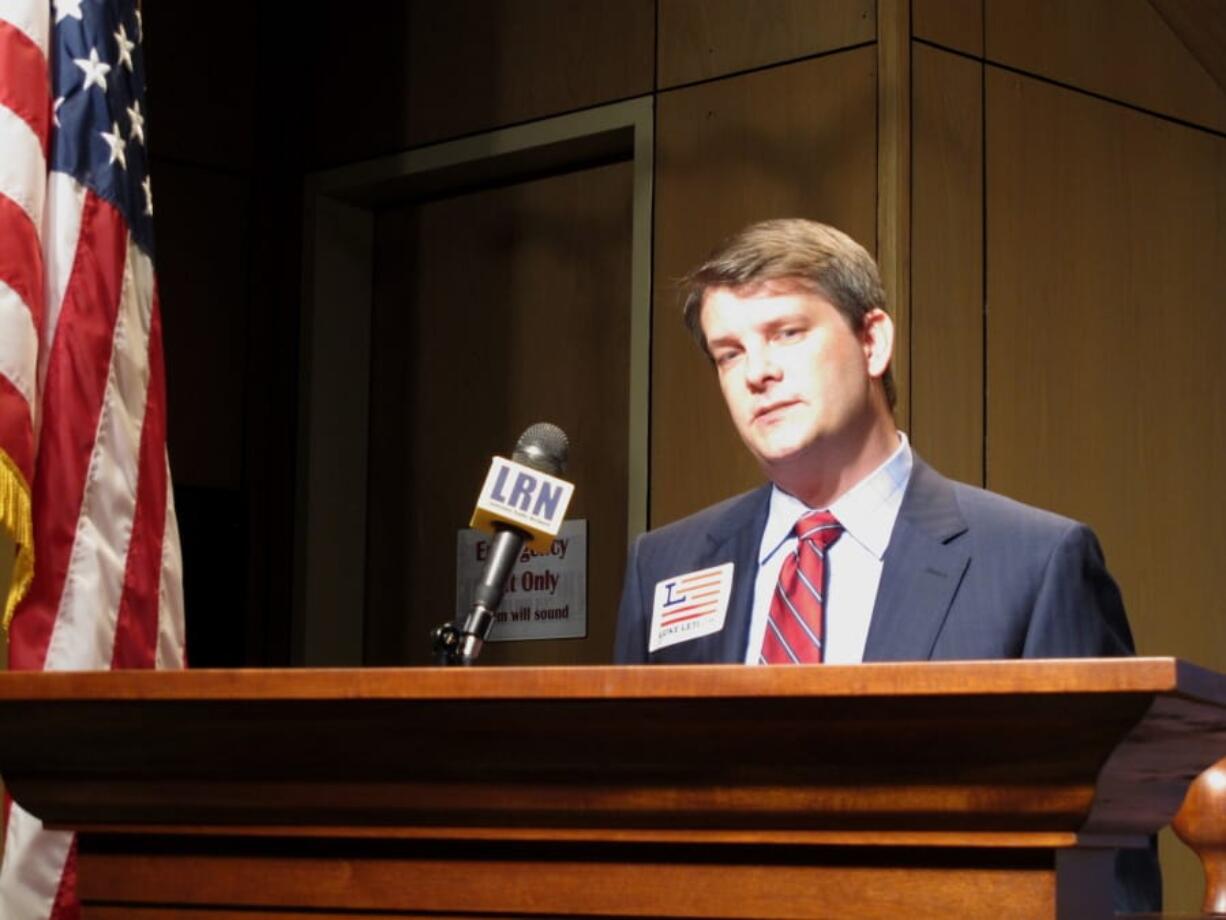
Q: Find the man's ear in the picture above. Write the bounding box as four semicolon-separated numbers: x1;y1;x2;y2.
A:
861;308;894;379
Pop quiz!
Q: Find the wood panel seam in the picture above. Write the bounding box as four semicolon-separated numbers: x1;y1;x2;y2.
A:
657;40;878;97
980;32;988;490
913;37;1226;141
878;0;911;429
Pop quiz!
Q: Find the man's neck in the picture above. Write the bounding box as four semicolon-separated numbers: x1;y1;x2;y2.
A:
771;417;900;509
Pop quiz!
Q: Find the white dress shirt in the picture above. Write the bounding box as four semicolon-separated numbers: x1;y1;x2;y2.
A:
745;434;914;664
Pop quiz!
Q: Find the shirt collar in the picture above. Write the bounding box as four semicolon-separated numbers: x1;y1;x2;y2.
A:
758;433;914;564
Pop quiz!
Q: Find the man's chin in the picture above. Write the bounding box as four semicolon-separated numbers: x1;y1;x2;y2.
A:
747;430;835;471
749;442;812;473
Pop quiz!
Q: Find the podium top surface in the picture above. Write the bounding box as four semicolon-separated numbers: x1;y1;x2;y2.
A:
1;656;1224;703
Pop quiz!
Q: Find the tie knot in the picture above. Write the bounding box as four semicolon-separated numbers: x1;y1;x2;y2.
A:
795;509;843;550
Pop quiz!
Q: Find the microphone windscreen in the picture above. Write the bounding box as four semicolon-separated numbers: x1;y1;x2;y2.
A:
513;422;569;477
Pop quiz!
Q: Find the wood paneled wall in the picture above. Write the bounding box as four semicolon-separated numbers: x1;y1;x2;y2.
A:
307;1;655;167
909;2;1226;909
914;0;983;56
911;43;983;487
366;163;634;665
657;0;874;87
986;0;1226;133
986;68;1226;655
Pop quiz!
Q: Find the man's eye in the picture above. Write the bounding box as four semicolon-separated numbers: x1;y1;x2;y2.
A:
777;327;804;341
714;350;741;367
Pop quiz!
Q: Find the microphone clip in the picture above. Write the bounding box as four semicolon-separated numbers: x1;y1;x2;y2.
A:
431;604;495;667
430;621;465;666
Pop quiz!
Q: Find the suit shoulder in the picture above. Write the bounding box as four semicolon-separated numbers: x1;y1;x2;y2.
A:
947;477;1087;543
906;457;1088;542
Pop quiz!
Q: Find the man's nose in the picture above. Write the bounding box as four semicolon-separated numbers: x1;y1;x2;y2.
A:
744;346;782;390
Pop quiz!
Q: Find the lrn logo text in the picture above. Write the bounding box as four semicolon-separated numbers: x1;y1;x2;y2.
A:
489;461;564;520
471;456;574;550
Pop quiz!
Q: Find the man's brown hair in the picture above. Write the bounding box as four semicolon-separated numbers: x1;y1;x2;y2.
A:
681;218;895;408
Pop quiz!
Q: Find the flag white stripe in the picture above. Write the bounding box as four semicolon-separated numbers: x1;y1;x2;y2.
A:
44;238;152;670
0;805;68;920
0;104;45;232
0;278;37;405
37;172;87;416
0;0;49;53
156;463;186;669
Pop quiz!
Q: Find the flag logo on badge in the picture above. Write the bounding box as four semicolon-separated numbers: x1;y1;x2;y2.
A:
649;563;734;652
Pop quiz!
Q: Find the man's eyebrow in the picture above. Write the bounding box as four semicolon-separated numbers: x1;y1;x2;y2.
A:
705;333;740;351
758;313;811;332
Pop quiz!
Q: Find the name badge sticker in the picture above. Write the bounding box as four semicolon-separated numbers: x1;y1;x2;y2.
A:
649;563;734;652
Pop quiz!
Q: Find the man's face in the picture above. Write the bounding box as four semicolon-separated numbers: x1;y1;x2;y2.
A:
700;282;892;486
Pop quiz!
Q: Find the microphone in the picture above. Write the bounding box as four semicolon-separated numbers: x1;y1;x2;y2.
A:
436;423;573;665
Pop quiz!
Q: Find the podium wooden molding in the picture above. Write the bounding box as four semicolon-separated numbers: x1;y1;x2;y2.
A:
3;658;1226;918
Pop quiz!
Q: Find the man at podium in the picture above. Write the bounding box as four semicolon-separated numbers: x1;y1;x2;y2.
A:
612;218;1159;912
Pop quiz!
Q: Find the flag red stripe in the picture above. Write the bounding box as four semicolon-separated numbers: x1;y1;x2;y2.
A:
0;192;45;332
48;838;78;920
0;374;34;482
0;18;50;151
7;192;127;671
111;289;168;669
661;609;717;627
660;597;719;619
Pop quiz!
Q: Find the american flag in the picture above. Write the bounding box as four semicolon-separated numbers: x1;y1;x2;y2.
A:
659;570;725;627
648;562;734;653
0;1;184;917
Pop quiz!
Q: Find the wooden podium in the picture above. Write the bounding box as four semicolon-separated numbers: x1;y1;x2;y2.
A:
3;659;1226;919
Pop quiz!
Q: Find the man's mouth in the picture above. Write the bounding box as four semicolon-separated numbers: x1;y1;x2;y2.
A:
753;400;799;423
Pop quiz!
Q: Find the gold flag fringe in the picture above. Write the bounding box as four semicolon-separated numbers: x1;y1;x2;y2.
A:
0;449;33;633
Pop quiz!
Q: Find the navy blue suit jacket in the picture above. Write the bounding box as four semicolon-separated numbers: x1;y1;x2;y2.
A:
615;456;1134;664
613;456;1159;910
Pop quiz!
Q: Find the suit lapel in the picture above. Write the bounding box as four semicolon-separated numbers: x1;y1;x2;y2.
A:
863;458;971;661
657;486;770;664
712;488;770;662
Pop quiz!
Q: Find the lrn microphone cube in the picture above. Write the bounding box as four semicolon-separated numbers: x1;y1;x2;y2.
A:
470;456;574;552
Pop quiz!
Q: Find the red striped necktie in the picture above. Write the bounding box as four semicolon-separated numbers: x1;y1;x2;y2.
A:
760;510;843;664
